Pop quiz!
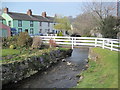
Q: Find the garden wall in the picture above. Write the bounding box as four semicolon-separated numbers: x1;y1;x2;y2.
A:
88;47;99;61
2;49;72;85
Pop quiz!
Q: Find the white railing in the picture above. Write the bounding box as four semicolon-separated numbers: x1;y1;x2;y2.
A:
36;36;120;51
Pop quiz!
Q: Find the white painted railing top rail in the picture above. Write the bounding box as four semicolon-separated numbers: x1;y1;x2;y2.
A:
36;36;119;51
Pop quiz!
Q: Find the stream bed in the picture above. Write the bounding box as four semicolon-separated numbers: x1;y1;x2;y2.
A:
3;48;89;88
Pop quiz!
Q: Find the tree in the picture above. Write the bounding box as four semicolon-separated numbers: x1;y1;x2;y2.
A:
72;12;99;36
73;1;117;37
17;32;33;48
100;16;119;38
82;1;116;23
54;16;71;32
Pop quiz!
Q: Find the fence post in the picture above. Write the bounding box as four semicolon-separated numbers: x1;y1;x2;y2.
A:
95;38;97;47
72;37;74;49
74;37;76;45
111;41;113;51
102;39;105;49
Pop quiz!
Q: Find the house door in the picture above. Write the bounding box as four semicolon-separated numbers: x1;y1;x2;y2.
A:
25;29;28;33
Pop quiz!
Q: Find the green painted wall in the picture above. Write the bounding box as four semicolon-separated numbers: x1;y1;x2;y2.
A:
0;29;8;37
0;19;6;25
13;20;39;34
2;13;39;35
2;13;13;27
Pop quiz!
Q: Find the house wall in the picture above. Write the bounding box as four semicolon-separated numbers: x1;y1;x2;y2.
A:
13;20;39;34
2;13;59;35
38;22;58;35
2;13;13;27
0;23;11;37
0;19;6;25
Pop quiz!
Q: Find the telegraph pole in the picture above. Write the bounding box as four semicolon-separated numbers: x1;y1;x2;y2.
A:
117;0;119;17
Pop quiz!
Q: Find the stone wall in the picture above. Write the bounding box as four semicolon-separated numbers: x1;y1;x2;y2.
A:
88;47;99;61
2;49;72;85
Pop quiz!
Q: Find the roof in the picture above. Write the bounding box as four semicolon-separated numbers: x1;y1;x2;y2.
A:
7;12;55;22
0;16;5;20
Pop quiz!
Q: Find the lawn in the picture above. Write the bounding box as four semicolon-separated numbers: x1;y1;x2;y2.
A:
1;47;68;64
2;49;20;57
75;47;118;88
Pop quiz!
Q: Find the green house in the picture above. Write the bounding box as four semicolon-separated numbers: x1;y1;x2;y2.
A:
2;8;56;35
0;16;6;25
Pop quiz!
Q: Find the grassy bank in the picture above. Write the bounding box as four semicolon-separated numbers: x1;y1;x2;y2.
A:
1;47;70;64
76;47;118;88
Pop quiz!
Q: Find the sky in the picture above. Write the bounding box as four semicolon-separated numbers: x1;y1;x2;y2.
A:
2;2;84;18
2;0;118;18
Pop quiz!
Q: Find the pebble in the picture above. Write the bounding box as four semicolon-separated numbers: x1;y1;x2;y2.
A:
44;72;47;74
62;59;66;62
67;62;71;65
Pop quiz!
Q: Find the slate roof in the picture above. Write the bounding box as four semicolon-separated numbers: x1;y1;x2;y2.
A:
0;16;5;20
7;12;55;22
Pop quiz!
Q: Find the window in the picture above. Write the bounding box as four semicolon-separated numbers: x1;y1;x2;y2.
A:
8;21;11;26
2;20;4;24
30;28;34;34
56;31;57;34
52;30;55;33
18;20;22;27
39;29;42;33
48;29;50;33
30;21;33;27
40;22;42;26
48;22;50;27
18;28;22;33
45;29;48;33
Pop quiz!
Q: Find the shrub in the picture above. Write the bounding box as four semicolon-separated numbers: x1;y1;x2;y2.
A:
2;35;18;49
49;39;56;48
100;16;119;38
2;37;9;48
31;37;42;49
17;32;33;48
9;45;16;49
57;32;63;36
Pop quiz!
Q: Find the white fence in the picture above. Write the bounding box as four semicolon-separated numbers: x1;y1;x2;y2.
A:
38;36;119;51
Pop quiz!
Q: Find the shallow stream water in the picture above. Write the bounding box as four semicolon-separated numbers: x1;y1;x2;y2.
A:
3;48;89;88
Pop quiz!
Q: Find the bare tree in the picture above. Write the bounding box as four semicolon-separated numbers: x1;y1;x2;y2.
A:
73;12;99;36
82;1;117;22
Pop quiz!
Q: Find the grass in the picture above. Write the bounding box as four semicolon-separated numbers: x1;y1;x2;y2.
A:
2;49;20;57
1;47;68;64
75;47;118;88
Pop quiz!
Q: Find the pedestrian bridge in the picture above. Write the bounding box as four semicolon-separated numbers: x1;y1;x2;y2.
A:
38;36;119;51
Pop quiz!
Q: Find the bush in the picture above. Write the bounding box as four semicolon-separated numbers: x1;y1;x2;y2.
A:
49;39;56;48
57;32;63;36
9;45;16;49
31;37;42;49
2;37;9;48
100;16;119;38
17;32;33;48
2;35;18;49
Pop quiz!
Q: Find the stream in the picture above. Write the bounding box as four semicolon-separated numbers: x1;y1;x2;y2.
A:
3;47;89;88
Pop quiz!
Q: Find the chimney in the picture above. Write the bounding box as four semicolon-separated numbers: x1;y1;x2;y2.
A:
4;7;9;13
27;9;32;16
42;12;47;17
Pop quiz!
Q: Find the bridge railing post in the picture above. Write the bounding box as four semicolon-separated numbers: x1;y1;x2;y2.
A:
74;37;76;45
95;38;97;47
111;41;113;51
102;39;105;49
72;37;74;49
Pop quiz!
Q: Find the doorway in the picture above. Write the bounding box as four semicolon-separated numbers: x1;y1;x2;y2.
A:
25;29;28;33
